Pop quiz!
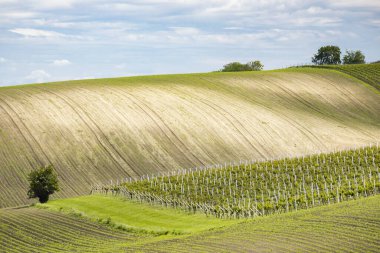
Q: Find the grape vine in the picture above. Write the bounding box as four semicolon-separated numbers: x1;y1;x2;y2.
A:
92;145;380;219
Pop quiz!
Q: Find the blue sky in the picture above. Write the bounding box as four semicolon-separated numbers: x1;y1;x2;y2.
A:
0;0;379;86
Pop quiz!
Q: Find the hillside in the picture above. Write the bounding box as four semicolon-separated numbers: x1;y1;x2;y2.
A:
1;195;379;252
1;68;380;207
298;63;380;91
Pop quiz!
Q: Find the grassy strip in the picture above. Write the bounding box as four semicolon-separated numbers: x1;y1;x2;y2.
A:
39;195;239;235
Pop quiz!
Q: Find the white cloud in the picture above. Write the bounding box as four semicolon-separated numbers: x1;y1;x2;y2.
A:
0;57;6;63
0;0;77;9
370;19;380;27
291;17;341;26
170;27;200;36
32;19;138;31
9;28;64;38
52;59;71;66
1;11;37;19
31;0;76;9
329;0;380;9
224;27;244;30
26;69;51;83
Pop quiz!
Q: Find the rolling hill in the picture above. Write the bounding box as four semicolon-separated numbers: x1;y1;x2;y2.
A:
1;68;380;207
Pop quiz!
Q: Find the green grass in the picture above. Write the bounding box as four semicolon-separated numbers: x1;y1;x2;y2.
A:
40;195;239;234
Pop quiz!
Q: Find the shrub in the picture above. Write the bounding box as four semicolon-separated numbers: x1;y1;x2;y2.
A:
221;62;249;72
221;60;263;72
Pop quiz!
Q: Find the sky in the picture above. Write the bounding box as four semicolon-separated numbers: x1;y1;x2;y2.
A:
0;0;379;86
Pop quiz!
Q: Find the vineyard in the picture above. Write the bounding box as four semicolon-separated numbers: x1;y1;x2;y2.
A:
297;63;380;91
94;145;380;218
325;63;380;91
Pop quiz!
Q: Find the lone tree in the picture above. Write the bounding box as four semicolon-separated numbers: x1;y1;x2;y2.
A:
28;165;59;203
221;60;263;72
312;45;341;65
343;50;365;64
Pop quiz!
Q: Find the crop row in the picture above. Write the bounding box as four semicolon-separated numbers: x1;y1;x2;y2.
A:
299;63;380;91
138;196;380;253
334;64;380;90
0;207;141;252
93;145;380;219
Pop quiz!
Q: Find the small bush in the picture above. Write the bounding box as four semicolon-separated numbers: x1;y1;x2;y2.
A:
221;60;263;72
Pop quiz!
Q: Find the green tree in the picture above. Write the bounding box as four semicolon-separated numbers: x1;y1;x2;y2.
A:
343;50;365;64
221;62;248;72
312;45;341;65
28;165;59;203
246;60;264;71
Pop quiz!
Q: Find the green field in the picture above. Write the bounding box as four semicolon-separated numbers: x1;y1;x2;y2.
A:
1;195;379;252
1;67;380;208
40;195;238;234
140;195;380;252
298;63;380;91
0;206;148;252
